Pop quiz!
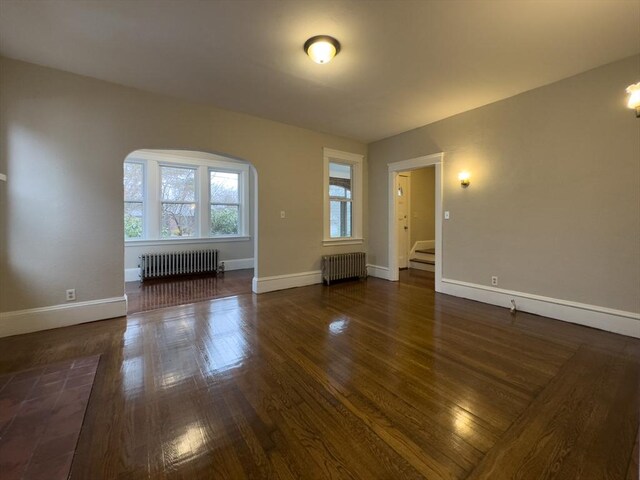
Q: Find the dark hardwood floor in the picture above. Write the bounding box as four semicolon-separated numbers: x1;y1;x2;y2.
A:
125;269;253;314
0;269;638;479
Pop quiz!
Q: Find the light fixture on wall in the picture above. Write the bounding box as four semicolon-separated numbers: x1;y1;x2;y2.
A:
304;35;341;64
626;82;640;117
458;171;470;188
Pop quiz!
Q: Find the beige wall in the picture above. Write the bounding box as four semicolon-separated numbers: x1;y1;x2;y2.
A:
368;55;640;313
0;58;366;312
408;167;436;246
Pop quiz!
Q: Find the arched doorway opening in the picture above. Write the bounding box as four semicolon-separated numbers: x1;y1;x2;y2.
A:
122;149;258;313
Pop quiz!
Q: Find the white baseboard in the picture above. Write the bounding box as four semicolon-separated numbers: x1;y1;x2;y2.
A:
125;257;254;282
125;268;140;282
221;258;254;271
367;264;390;280
0;296;128;338
252;270;322;294
441;278;640;339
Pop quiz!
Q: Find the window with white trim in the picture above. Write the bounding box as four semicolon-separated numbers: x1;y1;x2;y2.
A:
124;151;249;242
160;165;197;238
323;148;363;245
123;162;144;239
210;170;241;236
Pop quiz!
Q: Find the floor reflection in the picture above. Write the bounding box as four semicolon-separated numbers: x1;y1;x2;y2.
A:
126;269;253;314
164;422;207;467
329;317;349;335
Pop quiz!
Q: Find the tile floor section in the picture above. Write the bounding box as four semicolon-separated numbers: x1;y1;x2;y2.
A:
0;355;100;480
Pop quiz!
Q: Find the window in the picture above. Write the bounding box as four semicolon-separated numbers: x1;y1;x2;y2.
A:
329;163;352;238
323;148;363;245
123;162;144;239
161;166;197;238
123;151;249;243
210;171;240;235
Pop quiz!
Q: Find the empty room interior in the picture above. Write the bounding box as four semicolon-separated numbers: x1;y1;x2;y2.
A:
0;1;639;479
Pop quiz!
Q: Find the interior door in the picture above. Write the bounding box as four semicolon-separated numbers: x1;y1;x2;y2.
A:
396;174;409;269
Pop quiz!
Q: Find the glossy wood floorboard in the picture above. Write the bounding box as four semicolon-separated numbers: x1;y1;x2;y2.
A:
125;269;253;314
0;269;638;479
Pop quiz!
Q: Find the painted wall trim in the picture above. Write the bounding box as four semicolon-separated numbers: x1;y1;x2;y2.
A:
125;236;251;247
367;264;390;280
388;153;443;292
0;296;128;338
221;258;254;271
125;268;140;282
125;258;254;282
441;278;640;338
252;270;322;294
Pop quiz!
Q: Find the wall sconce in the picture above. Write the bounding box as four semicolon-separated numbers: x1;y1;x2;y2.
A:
458;171;470;188
626;82;640;117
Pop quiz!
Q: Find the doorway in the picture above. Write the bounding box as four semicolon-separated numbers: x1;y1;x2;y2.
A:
396;173;410;269
122;149;257;313
387;153;443;292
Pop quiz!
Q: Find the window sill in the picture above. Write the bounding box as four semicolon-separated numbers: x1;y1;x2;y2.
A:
322;238;364;246
125;236;251;247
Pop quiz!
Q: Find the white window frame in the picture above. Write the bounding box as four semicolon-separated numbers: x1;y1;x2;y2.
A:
159;163;199;238
323;148;364;246
123;160;146;240
124;150;250;245
208;167;245;237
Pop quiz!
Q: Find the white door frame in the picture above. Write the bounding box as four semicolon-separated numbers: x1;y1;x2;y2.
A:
388;153;443;292
396;172;411;269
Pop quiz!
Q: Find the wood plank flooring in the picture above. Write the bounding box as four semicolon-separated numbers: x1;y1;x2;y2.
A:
0;269;638;479
125;269;253;314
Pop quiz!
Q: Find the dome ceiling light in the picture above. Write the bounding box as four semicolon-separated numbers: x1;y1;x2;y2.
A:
304;35;341;64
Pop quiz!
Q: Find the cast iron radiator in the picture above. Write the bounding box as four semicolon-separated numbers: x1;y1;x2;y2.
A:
321;252;367;285
139;249;219;281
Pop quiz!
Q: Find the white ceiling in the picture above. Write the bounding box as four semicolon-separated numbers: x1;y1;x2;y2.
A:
1;0;638;142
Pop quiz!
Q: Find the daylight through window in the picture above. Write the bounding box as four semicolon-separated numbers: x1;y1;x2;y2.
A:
123;152;249;242
323;148;363;244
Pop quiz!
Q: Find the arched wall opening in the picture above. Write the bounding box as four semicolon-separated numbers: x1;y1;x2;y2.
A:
122;149;258;310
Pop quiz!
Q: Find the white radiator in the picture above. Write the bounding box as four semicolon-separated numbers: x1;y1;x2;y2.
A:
322;252;367;285
139;249;219;281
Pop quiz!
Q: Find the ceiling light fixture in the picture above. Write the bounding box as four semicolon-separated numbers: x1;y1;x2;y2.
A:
626;82;640;117
304;35;341;64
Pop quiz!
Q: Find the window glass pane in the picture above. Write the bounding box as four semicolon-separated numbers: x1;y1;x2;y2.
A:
210;171;239;204
161;203;196;237
329;162;352;199
124;202;143;239
210;205;239;235
330;200;352;238
161;166;196;202
124;163;144;201
329;185;346;198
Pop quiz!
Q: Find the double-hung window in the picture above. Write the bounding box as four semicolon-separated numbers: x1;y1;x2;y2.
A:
323;148;364;245
210;171;240;235
123;162;144;240
329;163;353;238
160;165;197;238
123;151;249;243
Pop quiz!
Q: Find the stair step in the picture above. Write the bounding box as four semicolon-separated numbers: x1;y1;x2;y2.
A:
415;248;435;254
410;258;435;265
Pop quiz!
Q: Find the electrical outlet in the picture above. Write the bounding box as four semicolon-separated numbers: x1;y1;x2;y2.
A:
491;276;498;286
66;289;76;301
